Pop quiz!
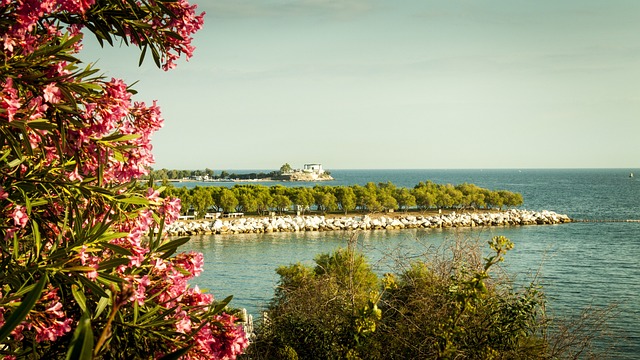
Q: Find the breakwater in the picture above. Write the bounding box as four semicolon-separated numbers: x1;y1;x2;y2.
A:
165;209;571;236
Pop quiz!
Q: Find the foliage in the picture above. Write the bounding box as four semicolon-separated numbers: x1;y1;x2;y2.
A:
375;236;547;359
247;239;381;359
244;236;609;359
0;1;247;359
163;181;523;217
279;163;292;174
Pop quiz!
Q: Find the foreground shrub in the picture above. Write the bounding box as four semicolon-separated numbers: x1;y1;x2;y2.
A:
376;236;547;359
0;1;247;358
245;236;611;359
247;242;381;359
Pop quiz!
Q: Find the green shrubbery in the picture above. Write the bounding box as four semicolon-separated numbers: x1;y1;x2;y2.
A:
165;181;524;218
243;236;609;359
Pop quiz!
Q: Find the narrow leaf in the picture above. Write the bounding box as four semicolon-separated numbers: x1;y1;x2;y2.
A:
65;312;94;360
71;285;88;314
0;274;48;341
101;243;133;256
156;237;190;253
116;196;150;205
98;258;130;270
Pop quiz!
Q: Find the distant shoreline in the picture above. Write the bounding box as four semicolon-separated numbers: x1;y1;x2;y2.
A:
159;177;334;183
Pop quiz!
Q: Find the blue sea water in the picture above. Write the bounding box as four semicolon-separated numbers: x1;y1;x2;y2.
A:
180;169;640;358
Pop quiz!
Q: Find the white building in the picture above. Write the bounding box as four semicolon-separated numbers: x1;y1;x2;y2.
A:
303;164;324;174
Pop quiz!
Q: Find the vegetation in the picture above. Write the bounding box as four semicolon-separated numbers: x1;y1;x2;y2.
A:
164;181;524;218
147;168;282;181
244;236;611;360
0;1;247;359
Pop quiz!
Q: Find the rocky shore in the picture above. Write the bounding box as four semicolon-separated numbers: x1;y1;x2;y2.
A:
165;209;571;236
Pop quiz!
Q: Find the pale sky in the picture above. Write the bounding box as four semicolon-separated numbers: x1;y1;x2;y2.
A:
81;0;640;170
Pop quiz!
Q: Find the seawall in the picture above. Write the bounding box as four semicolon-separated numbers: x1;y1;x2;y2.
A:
165;209;571;236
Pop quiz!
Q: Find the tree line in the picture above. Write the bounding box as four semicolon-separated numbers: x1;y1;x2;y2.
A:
147;167;288;180
163;181;524;218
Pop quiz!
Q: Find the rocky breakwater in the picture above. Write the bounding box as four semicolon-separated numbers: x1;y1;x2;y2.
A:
164;209;571;236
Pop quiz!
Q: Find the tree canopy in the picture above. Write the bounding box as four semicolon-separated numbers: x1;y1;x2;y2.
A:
165;181;524;218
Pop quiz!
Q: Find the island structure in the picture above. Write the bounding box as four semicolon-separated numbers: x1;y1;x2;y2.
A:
152;163;335;183
273;163;334;182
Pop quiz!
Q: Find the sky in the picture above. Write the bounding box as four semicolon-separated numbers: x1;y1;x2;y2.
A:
80;0;640;170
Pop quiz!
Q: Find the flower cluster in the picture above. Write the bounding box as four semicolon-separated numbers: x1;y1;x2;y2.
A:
0;1;247;359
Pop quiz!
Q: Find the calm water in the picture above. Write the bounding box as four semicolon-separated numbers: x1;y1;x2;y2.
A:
181;169;640;358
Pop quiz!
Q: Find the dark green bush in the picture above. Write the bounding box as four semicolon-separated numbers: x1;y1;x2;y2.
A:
244;236;612;360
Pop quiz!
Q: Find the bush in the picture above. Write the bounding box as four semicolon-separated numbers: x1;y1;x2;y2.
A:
245;235;612;359
247;240;381;359
375;236;547;359
0;1;248;359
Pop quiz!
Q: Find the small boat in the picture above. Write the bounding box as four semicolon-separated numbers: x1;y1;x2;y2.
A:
631;172;635;178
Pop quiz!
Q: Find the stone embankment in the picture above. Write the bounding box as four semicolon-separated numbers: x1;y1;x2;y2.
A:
165;209;571;236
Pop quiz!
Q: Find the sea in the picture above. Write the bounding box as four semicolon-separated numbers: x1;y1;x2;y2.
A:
179;169;640;358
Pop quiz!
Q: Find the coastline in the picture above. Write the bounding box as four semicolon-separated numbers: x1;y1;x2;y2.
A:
165;209;571;236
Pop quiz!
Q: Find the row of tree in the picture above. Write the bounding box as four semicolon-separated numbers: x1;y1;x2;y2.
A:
147;168;285;180
164;181;524;218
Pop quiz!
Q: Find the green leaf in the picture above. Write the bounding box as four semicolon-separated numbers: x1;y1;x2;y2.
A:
96;273;126;284
72;285;88;314
156;237;190;253
0;274;48;341
139;44;148;66
116;196;150;205
95;231;130;244
65;311;94;360
7;157;22;168
63;266;99;272
211;295;233;315
26;119;57;131
98;258;131;270
94;296;110;320
79;276;108;299
32;221;41;258
100;243;133;257
99;133;141;142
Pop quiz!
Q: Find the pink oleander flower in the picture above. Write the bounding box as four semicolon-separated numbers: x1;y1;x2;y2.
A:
10;205;28;228
1;78;22;122
159;197;181;224
0;185;8;200
4;226;18;241
187;313;249;360
174;252;204;278
175;308;192;333
43;83;62;104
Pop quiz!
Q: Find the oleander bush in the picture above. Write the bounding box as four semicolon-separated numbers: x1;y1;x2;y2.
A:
0;1;247;359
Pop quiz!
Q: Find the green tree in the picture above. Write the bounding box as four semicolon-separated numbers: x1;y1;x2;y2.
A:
272;194;292;214
234;186;258;213
413;181;437;211
255;187;274;215
280;163;293;174
394;187;416;212
219;188;239;213
291;187;315;214
314;191;338;214
191;186;213;218
335;186;357;215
